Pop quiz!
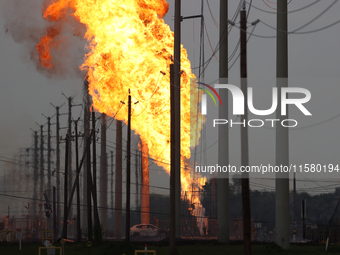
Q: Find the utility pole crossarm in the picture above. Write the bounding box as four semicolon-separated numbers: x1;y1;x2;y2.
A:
181;15;203;21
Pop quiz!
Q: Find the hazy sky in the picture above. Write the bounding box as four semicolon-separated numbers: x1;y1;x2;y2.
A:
1;0;340;216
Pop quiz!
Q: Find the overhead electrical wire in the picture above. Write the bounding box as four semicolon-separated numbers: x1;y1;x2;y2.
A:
260;0;338;34
193;0;253;78
232;0;340;38
206;0;219;29
0;192;213;219
191;0;244;72
262;0;293;10
232;16;340;39
204;19;219;61
265;0;277;5
297;172;330;193
291;19;340;34
204;0;252;63
199;23;257;85
262;0;277;10
247;0;322;14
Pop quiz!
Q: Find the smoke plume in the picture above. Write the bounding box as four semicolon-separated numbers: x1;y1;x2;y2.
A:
0;0;87;78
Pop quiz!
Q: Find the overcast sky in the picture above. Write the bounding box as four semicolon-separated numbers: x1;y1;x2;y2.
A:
1;0;340;215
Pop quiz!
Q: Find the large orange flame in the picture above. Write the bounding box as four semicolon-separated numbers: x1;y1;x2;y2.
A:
36;27;60;68
37;0;206;220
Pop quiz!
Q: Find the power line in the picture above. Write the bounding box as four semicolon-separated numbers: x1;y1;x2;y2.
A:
289;18;340;34
206;0;219;28
203;19;219;61
260;0;339;34
194;15;258;79
190;0;244;72
262;0;278;10
246;0;322;14
0;193;206;219
231;0;340;38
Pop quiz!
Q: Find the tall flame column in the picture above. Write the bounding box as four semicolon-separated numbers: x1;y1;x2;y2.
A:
141;140;150;224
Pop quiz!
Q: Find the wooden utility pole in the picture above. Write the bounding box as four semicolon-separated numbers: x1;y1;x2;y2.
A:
111;150;114;220
325;196;340;238
211;179;216;218
141;140;150;224
55;106;61;237
42;115;52;232
50;103;62;236
53;186;56;243
33;131;38;214
275;0;290;249
67;97;73;219
293;172;296;223
170;63;176;255
92;109;102;240
47;117;51;194
125;90;132;241
83;80;91;232
174;0;181;240
240;3;251;255
302;199;306;239
75;120;81;242
115;121;123;238
62;134;69;239
61;129;94;241
86;115;92;241
100;113;108;232
135;148;139;212
40;125;44;199
218;0;229;244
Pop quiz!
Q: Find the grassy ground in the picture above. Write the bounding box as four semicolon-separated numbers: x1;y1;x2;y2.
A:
1;241;340;255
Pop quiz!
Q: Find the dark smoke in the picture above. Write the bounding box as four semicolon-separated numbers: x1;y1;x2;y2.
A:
0;0;88;79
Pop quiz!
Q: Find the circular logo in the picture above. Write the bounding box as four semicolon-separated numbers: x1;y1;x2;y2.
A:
87;241;92;247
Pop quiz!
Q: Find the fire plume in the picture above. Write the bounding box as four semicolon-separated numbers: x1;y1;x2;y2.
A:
37;0;205;218
36;27;60;68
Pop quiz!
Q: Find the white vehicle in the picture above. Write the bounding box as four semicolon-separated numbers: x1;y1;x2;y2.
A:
130;224;166;239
